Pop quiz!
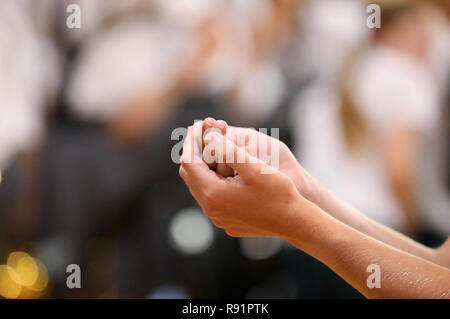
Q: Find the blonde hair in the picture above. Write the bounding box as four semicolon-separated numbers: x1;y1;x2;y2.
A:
338;1;420;155
338;74;368;156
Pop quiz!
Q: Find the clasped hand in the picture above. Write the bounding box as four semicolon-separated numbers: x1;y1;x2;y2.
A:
179;118;314;238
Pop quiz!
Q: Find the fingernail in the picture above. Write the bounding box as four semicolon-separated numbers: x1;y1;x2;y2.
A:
205;117;215;125
217;120;227;128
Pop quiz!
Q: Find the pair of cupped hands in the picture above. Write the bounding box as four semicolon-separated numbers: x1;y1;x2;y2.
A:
179;118;315;238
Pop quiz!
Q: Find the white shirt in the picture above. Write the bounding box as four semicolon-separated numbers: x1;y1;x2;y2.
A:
0;1;60;168
292;45;441;230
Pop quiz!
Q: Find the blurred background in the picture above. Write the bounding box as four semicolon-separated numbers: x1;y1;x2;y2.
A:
0;0;449;299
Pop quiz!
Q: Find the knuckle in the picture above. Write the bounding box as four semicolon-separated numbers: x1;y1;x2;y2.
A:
203;209;214;219
279;140;288;150
225;229;236;237
203;207;218;218
203;190;216;205
178;166;185;178
203;186;222;206
211;219;224;228
225;229;242;238
180;155;188;167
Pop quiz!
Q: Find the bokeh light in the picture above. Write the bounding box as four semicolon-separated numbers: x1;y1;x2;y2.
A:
0;265;22;299
146;283;190;299
239;237;283;260
8;253;39;287
0;251;49;299
169;207;214;255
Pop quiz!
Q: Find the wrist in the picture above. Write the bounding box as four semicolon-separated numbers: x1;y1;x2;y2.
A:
281;194;347;259
279;192;323;249
300;171;338;218
292;164;320;204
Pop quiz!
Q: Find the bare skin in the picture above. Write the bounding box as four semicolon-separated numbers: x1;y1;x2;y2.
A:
198;119;449;268
179;119;450;298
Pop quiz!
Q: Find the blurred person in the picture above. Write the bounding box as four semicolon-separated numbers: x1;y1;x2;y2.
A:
291;1;450;237
0;0;61;241
66;0;231;144
66;0;302;144
219;0;299;126
65;0;203;144
154;0;300;128
414;1;450;241
0;0;60;169
289;0;369;84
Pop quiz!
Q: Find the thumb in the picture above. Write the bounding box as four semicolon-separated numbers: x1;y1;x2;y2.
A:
204;132;275;182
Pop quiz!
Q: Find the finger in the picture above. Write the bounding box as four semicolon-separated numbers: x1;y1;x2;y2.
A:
192;120;204;157
203;142;235;177
216;120;228;134
224;227;268;238
225;127;275;165
179;166;225;215
202;141;217;165
203;117;227;135
226;127;258;150
179;166;206;204
181;162;224;202
181;123;218;189
204;132;271;183
182;120;207;161
202;119;223;170
210;219;264;235
203;117;216;131
202;119;229;173
202;117;217;149
181;126;198;165
210;218;225;228
202;117;227;147
204;117;216;126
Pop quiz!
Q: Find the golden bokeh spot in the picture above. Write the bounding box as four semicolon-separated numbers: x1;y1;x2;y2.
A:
0;265;22;299
15;256;40;287
7;251;30;269
3;252;49;298
27;259;49;293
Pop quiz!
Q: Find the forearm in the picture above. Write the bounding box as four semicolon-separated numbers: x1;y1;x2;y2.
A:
305;173;443;267
282;197;450;298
